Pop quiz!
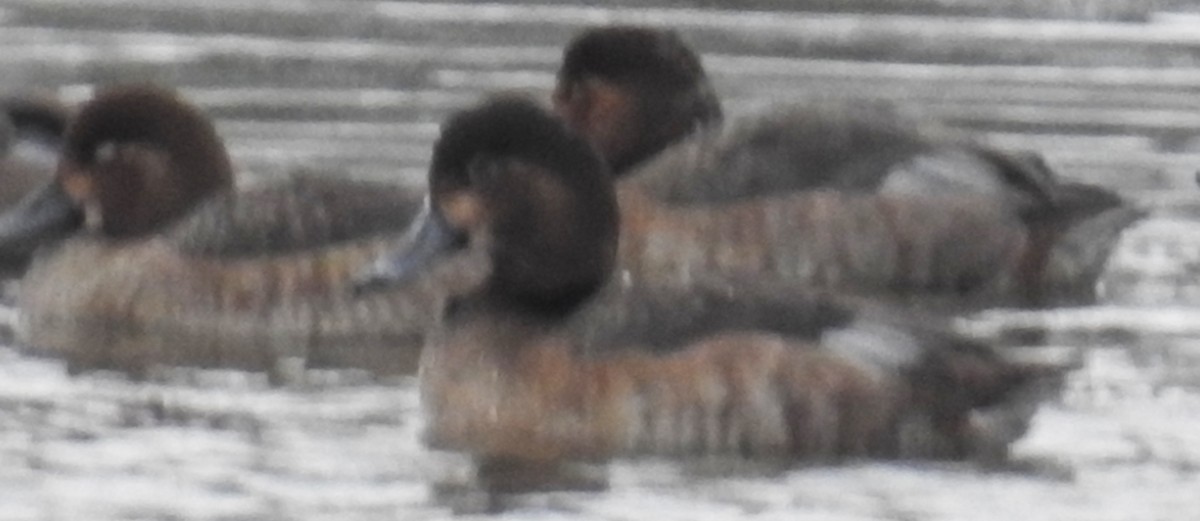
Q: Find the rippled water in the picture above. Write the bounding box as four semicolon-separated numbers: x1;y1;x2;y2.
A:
1;1;1199;519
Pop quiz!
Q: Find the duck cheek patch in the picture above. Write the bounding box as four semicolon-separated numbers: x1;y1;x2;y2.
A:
59;169;95;205
581;80;635;162
552;78;609;131
551;79;632;168
439;191;487;234
56;170;104;231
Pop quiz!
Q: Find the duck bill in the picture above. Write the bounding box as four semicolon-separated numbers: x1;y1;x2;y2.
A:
353;197;466;293
0;180;84;256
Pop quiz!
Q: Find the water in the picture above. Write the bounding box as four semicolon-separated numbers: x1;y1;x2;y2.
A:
1;0;1199;519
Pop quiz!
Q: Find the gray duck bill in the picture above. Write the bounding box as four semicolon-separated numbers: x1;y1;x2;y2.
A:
352;198;465;294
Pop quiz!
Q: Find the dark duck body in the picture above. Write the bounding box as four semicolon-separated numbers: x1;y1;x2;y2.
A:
357;97;1065;471
0;84;433;378
554;26;1142;307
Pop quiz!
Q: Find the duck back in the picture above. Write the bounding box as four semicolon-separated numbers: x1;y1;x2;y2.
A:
172;172;421;257
625;103;1058;213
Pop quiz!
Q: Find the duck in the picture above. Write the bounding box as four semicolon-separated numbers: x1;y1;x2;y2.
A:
355;96;1066;475
553;25;1141;307
0;84;438;379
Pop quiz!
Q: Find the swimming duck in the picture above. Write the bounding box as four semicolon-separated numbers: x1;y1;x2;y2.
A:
555;25;1140;306
0;84;436;378
357;96;1064;470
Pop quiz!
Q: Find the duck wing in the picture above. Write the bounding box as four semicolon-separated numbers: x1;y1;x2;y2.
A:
566;281;857;356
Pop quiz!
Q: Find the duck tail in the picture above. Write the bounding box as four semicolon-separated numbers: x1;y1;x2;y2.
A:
823;306;1073;462
1016;182;1143;305
964;357;1070;463
1038;184;1144;304
959;348;1075;465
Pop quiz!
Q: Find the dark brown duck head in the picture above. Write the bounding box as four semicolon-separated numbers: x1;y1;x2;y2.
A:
0;84;234;255
357;95;618;314
554;25;722;177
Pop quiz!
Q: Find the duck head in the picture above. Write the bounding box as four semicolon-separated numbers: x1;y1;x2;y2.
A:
553;25;722;176
0;84;234;254
357;96;618;313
